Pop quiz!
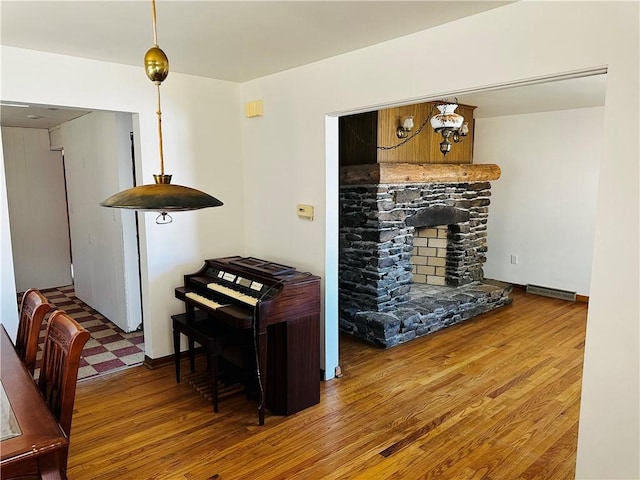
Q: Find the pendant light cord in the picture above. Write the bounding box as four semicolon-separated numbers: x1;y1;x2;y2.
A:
151;0;159;46
156;84;164;176
150;0;164;176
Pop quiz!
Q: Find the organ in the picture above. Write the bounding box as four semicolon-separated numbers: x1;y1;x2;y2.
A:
174;256;321;424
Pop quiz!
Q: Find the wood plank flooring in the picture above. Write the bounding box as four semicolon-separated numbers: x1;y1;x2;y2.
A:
67;289;587;479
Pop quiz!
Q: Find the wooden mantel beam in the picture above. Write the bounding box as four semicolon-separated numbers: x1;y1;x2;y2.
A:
340;163;501;185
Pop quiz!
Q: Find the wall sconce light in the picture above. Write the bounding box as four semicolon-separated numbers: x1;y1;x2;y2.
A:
396;116;415;138
430;103;469;156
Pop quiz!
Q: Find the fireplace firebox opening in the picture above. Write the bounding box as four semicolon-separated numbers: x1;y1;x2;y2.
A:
412;225;447;286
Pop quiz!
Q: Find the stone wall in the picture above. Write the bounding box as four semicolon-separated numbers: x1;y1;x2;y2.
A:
339;181;491;310
339;180;511;347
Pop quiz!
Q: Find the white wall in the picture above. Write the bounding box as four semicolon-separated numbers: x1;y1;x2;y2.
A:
2;127;72;292
474;107;603;296
238;2;638;478
0;139;19;340
0;47;245;360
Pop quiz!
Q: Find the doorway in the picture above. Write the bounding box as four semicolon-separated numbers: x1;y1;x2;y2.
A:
330;69;606;369
2;106;145;377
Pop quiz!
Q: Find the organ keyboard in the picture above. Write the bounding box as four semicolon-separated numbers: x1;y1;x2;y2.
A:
184;291;228;310
175;256;321;423
206;283;259;306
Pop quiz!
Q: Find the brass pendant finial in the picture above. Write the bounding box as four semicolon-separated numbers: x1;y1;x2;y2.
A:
144;46;169;84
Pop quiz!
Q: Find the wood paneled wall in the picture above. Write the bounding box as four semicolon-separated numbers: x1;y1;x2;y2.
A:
339;102;476;166
338;111;378;166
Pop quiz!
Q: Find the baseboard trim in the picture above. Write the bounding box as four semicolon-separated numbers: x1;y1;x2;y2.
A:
144;347;206;370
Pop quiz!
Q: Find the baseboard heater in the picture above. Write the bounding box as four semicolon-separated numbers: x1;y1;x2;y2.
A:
526;284;577;302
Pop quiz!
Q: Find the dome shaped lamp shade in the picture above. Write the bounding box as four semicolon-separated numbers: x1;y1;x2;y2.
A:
100;0;222;222
100;175;223;212
429;103;467;157
430;103;464;131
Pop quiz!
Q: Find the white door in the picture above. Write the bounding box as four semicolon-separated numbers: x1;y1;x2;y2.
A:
2;127;73;292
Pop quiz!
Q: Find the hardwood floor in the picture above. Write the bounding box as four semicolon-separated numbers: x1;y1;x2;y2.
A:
67;289;587;479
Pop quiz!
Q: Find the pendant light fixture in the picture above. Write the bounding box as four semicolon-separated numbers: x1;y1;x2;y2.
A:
100;0;223;223
429;103;469;156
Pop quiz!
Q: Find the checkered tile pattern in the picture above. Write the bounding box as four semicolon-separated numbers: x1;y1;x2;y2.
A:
20;285;145;381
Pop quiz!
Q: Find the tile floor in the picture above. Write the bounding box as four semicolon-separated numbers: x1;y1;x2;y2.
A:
21;285;145;381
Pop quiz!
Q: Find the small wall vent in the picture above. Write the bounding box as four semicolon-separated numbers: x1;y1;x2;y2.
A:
526;284;576;302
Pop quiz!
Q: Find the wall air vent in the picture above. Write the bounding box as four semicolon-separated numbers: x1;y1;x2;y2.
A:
526;284;576;302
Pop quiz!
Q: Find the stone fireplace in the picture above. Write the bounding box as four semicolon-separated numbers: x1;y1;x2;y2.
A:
339;163;512;347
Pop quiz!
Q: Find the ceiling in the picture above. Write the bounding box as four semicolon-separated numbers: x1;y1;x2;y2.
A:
0;103;92;130
1;1;513;83
0;1;607;130
456;74;607;118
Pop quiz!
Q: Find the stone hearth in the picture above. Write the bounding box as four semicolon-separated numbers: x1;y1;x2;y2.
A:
339;163;512;348
347;281;512;347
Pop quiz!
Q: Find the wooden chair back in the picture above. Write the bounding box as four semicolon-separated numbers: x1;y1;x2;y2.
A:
38;310;90;437
16;288;53;375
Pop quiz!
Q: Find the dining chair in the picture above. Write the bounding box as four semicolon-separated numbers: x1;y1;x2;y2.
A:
38;310;90;436
15;288;53;375
2;310;89;480
38;310;90;473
